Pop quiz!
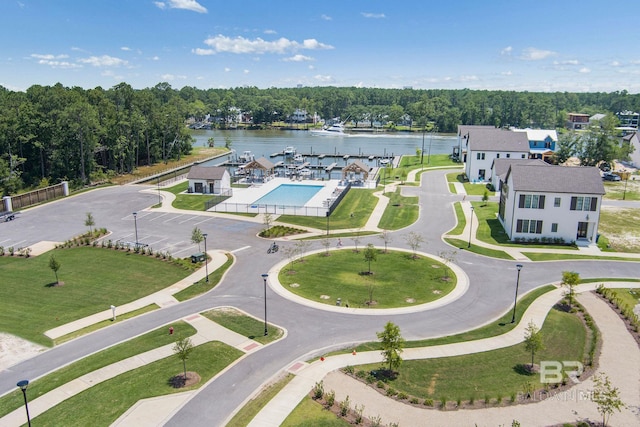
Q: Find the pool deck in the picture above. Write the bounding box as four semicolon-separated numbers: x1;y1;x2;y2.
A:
223;178;343;209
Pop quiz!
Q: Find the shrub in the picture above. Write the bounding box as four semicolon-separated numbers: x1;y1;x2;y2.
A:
312;381;324;400
354;404;364;424
440;397;447;409
0;246;4;256
9;246;15;256
397;392;408;400
386;387;397;397
370;415;382;427
366;374;376;384
324;390;335;408
339;395;350;417
423;398;434;406
410;397;419;404
376;380;386;389
356;370;366;379
343;365;355;374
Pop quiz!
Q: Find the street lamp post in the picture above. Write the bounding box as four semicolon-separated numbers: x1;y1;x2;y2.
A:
261;274;269;336
467;206;474;248
326;209;330;236
16;380;31;427
203;233;209;283
421;127;425;166
428;126;436;165
132;212;139;248
511;264;524;323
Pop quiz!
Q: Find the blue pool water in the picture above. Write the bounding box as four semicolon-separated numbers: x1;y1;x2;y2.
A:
253;184;323;206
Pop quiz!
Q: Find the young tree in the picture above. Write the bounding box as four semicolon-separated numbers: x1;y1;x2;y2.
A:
320;237;331;256
363;243;377;274
351;229;362;253
405;231;425;259
191;227;204;252
561;271;580;308
49;254;61;285
263;212;274;234
377;321;405;372
592;373;625;427
523;321;544;369
294;240;311;262
438;250;457;280
224;136;233;150
84;212;95;235
379;229;392;253
482;190;489;206
207;137;215;147
173;337;194;385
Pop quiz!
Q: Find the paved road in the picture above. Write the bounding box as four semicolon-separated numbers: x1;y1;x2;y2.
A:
1;173;640;426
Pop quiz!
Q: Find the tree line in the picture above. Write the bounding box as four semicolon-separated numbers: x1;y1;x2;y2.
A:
2;82;640;195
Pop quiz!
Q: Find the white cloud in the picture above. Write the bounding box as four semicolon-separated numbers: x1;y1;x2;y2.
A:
224;67;231;72
151;55;160;61
314;74;333;82
264;29;277;35
160;73;187;80
610;61;620;67
519;47;556;61
361;12;386;19
30;53;81;69
553;59;579;66
78;55;128;67
321;14;332;21
155;0;207;13
121;46;132;51
200;35;333;55
579;67;590;73
284;54;313;62
500;46;512;56
243;69;249;74
501;70;512;76
192;48;215;56
31;53;69;60
459;75;479;82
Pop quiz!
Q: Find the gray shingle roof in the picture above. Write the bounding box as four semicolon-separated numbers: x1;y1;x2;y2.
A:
187;165;228;180
467;128;530;152
507;164;605;195
493;158;548;180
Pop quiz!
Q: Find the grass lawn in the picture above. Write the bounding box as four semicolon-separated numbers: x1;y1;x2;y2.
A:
377;188;419;230
445;172;492;196
598;207;640;253
227;374;295;427
602;179;640;201
279;249;456;308
0;247;192;346
174;253;234;301
447;202;465;235
355;308;585;402
0;322;197;418
32;341;243;427
339;285;556;355
201;307;284;345
400;154;459;168
603;287;640;308
282;397;350;427
444;238;515;260
522;252;640;262
278;188;378;230
164;181;212;211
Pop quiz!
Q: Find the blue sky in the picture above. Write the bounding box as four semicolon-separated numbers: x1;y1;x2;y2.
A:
2;0;640;92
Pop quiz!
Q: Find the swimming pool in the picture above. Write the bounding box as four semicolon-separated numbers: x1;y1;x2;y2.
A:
253;184;323;206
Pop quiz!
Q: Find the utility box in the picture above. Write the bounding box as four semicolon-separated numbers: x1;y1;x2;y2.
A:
191;252;206;263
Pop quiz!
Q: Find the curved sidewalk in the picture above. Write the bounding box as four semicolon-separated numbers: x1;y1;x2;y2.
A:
247;282;640;426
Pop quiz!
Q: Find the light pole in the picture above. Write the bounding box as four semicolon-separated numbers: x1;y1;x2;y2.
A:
421;127;425;166
203;233;209;283
326;210;330;236
261;273;269;336
428;125;436;165
511;264;524;323
157;176;162;206
132;212;139;248
467;206;474;248
16;380;31;427
623;175;629;200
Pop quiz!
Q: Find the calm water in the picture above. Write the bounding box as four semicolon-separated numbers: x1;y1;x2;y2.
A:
253;183;323;205
192;129;458;159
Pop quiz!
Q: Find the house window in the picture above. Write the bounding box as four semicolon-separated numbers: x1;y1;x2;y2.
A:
518;194;546;209
554;197;561;207
476;152;485;160
506;153;511;158
516;219;543;234
551;223;558;232
496;153;500;159
521;154;527;159
570;196;597;212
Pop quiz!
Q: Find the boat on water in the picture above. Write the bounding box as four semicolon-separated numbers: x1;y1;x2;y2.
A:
239;150;254;163
283;146;296;156
293;153;304;163
379;158;390;166
310;122;348;137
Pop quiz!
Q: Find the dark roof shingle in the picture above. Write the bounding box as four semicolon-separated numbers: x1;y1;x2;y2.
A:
187;165;228;180
468;128;530;152
507;164;605;195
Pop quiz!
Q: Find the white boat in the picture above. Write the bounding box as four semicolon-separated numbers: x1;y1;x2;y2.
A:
380;158;390;166
239;150;254;163
310;122;348;137
283;146;296;156
299;168;312;176
293;153;304;163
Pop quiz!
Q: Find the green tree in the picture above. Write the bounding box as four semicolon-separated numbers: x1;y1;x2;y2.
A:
363;243;377;274
173;337;194;385
191;227;204;252
378;229;392;253
377;321;404;372
49;254;61;285
523;321;544;369
84;212;95;235
592;373;625;427
207;137;215;147
561;271;580;308
404;232;425;259
482;189;489;206
224;136;233;150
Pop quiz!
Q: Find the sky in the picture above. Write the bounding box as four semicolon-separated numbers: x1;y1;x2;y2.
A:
2;0;640;93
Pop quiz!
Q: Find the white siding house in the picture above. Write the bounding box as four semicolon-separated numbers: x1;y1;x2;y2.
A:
490;158;547;192
463;128;530;182
498;164;605;245
187;166;231;194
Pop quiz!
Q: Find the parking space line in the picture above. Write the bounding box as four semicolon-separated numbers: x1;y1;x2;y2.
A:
163;215;184;223
148;213;169;222
194;217;214;226
178;216;198;224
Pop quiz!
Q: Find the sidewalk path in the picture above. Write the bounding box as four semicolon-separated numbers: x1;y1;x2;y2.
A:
44;249;229;340
1;314;263;427
248;282;640;426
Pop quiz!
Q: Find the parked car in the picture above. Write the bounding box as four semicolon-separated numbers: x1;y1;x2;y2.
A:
602;172;621;181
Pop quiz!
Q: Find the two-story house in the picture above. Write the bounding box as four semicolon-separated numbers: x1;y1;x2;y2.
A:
512;128;558;162
498;164;605;245
463;127;529;182
490;158;548;192
567;113;591;130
